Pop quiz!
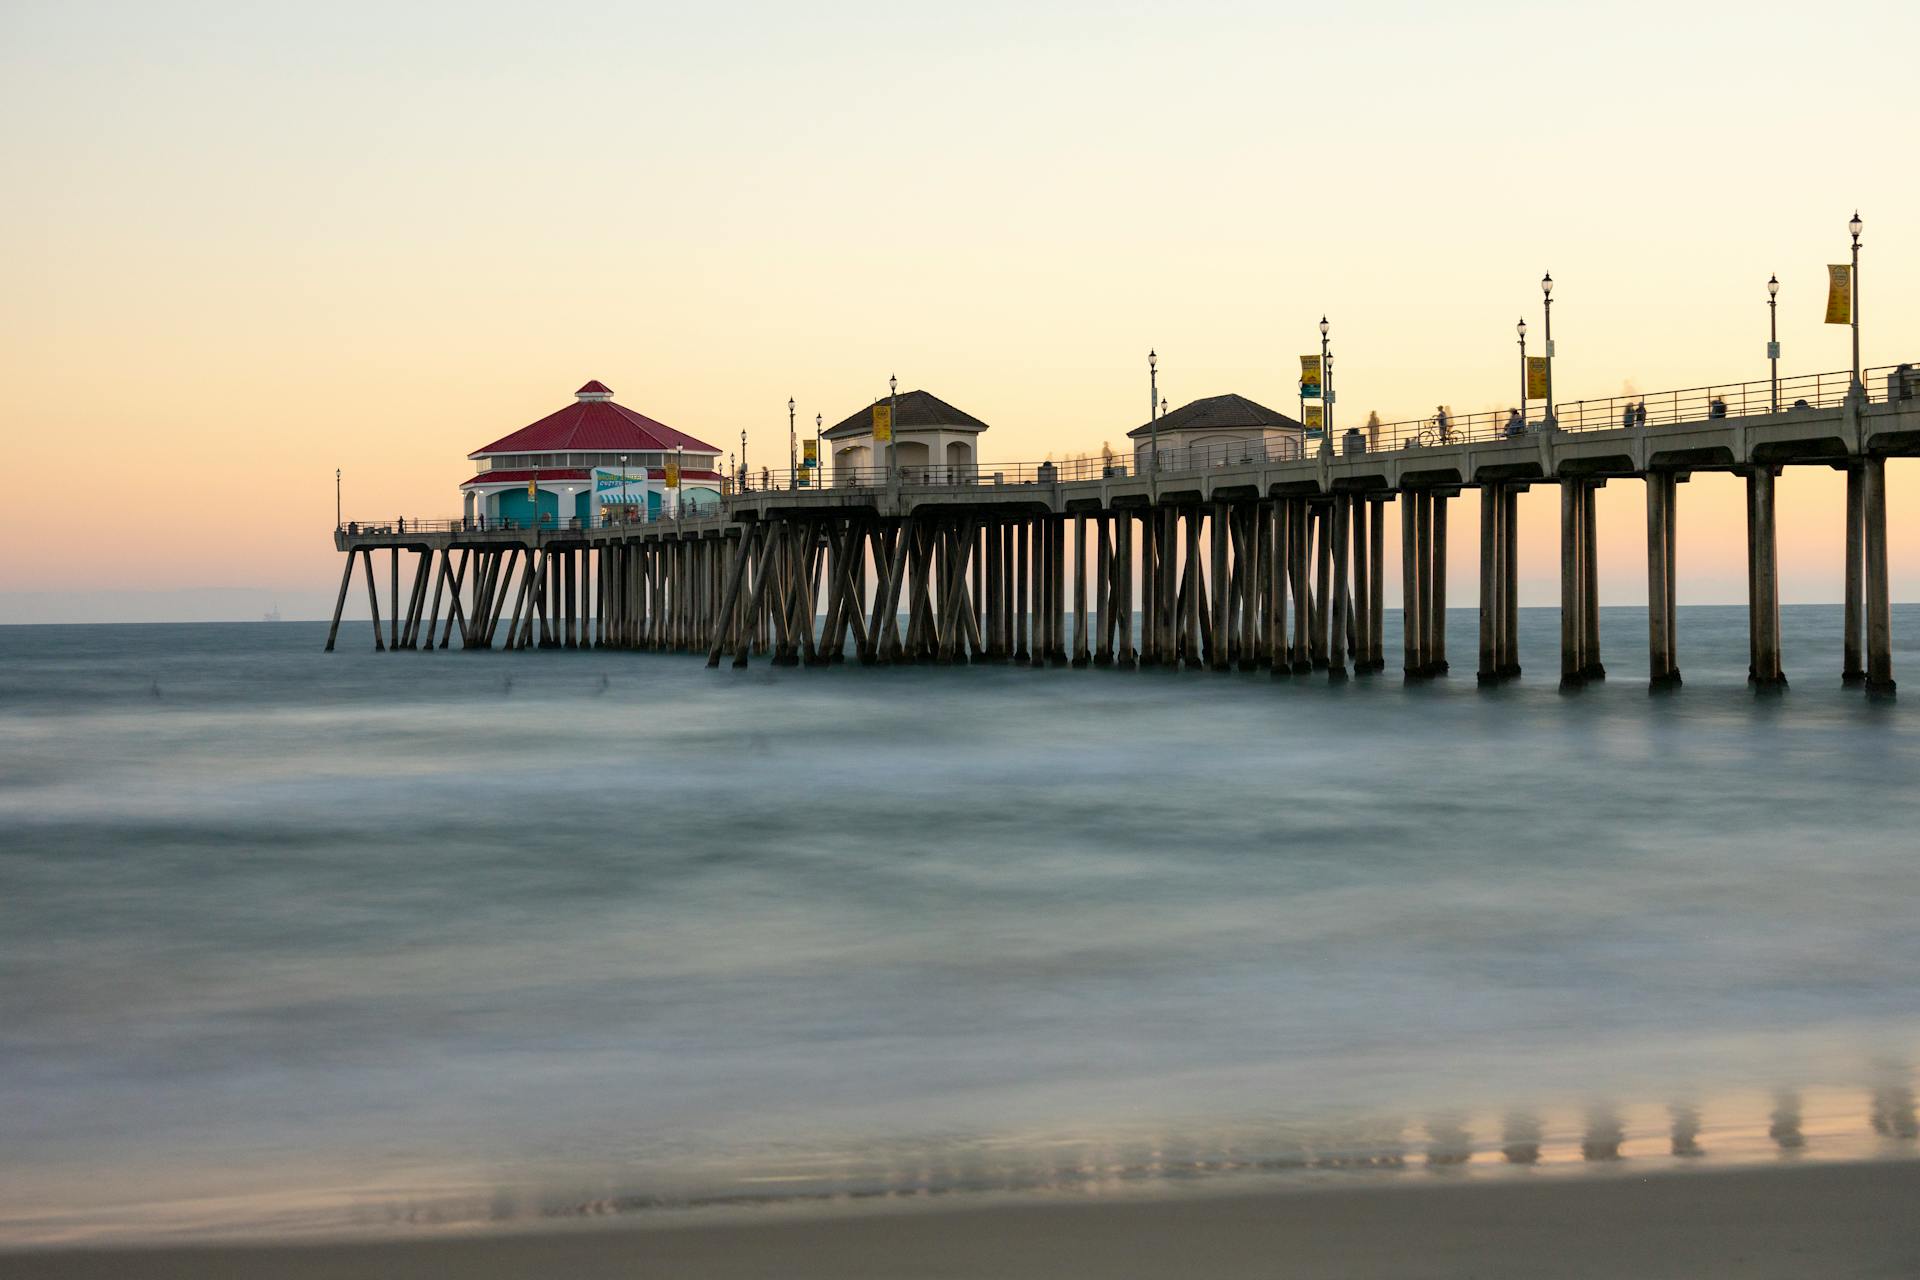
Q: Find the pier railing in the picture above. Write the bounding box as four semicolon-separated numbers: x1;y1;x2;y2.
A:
343;361;1918;531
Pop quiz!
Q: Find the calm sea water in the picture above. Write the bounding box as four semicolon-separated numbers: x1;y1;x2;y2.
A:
4;607;1920;1246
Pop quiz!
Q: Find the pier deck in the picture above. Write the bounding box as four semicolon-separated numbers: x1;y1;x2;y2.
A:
331;364;1919;695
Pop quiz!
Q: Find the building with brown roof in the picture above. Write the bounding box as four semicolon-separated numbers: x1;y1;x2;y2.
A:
1125;393;1308;472
821;390;989;485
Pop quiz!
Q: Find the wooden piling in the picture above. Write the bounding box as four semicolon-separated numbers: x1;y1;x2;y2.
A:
1844;462;1867;685
1864;455;1896;696
1560;481;1583;688
1073;514;1091;667
1328;495;1350;680
1478;486;1498;684
324;552;355;652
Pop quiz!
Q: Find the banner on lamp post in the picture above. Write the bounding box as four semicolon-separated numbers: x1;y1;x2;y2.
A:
1526;356;1550;400
1299;355;1323;398
871;404;893;442
1824;264;1852;324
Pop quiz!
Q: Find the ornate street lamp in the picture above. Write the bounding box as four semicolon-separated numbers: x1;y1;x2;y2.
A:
1767;275;1780;411
1848;212;1863;391
1148;350;1160;480
1540;273;1555;427
1517;318;1528;417
1317;317;1332;458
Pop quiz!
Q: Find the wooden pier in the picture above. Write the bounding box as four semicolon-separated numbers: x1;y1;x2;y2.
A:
331;368;1919;695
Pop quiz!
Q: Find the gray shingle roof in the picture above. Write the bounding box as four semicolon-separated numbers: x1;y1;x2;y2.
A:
1125;393;1304;439
822;389;990;440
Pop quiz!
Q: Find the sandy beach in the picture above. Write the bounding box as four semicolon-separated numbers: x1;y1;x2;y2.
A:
5;1159;1917;1280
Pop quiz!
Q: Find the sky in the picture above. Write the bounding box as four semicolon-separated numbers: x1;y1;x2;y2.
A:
2;0;1917;622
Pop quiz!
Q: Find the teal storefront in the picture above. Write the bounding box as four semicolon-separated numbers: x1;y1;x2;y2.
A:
493;488;560;527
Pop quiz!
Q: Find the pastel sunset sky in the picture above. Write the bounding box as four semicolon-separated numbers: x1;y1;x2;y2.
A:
3;0;1916;620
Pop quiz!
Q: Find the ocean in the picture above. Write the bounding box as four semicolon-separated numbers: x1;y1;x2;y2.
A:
3;606;1918;1246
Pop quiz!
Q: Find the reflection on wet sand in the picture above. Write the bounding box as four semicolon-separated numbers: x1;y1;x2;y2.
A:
1425;1115;1472;1168
1582;1107;1625;1161
1501;1113;1542;1165
1771;1092;1806;1151
1869;1078;1917;1140
1669;1103;1704;1158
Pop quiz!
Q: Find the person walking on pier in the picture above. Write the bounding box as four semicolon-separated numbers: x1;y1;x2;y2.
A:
1622;401;1635;429
1505;408;1525;438
1634;401;1648;427
1710;396;1727;420
1433;406;1452;444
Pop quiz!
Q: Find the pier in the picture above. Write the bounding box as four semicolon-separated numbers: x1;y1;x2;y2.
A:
330;363;1919;695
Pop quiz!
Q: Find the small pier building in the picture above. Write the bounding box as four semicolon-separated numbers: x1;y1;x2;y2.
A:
824;390;988;485
462;381;724;526
1130;394;1309;473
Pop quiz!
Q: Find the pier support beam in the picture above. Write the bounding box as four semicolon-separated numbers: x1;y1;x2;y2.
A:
1581;482;1604;681
1748;468;1786;689
1401;492;1420;677
1350;495;1370;674
325;552;355;652
1073;514;1091;667
1477;485;1498;684
1864;456;1896;697
1500;485;1521;677
1428;492;1449;676
1560;482;1583;689
1646;473;1681;689
1844;462;1867;685
1367;497;1386;672
1328;495;1350;680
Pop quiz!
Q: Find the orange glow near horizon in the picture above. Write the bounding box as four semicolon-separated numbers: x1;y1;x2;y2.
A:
2;1;1917;619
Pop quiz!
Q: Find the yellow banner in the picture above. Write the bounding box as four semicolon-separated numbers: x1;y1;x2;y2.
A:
1526;356;1549;400
1303;404;1324;431
527;477;537;500
665;461;680;489
1825;264;1851;324
871;403;892;442
802;438;818;465
1299;355;1322;398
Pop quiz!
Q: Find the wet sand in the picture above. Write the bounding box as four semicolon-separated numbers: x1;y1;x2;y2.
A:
5;1159;1917;1280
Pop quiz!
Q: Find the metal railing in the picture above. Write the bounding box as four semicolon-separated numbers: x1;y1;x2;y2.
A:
336;511;726;537
347;362;1919;533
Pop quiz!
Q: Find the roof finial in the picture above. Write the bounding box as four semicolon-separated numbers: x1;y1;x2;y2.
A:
575;380;615;401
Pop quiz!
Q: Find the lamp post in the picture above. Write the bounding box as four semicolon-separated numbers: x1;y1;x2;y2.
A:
335;468;341;528
1848;211;1863;392
1148;350;1159;480
740;429;748;492
888;373;898;482
1318;317;1332;458
788;397;797;490
1767;275;1780;412
1516;318;1528;419
814;412;822;487
1540;273;1555;427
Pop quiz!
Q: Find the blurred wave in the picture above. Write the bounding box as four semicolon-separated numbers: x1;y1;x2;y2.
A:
2;607;1918;1245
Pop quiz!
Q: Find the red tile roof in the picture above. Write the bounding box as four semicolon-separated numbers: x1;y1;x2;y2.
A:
462;468;723;487
471;388;721;457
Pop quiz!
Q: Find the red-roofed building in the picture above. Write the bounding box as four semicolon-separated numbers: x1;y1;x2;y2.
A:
461;381;726;527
